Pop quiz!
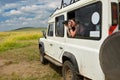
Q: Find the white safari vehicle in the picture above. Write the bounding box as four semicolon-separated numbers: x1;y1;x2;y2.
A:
39;0;120;80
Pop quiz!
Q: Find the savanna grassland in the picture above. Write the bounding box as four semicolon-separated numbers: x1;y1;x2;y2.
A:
0;28;62;80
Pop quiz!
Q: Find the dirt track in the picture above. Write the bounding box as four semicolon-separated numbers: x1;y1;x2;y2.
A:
0;59;43;76
0;45;63;80
0;58;63;80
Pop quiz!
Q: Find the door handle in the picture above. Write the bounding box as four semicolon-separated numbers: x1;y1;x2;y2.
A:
50;44;53;46
59;47;63;49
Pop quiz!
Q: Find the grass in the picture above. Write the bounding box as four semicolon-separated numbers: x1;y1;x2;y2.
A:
0;31;42;52
12;27;46;32
0;72;61;80
0;74;38;80
0;28;62;80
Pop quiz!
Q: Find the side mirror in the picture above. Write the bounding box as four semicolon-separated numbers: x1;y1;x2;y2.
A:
42;31;47;39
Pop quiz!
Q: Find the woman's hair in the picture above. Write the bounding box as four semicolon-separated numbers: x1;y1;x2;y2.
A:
70;18;79;24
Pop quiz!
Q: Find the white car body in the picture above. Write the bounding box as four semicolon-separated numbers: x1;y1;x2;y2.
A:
39;0;119;79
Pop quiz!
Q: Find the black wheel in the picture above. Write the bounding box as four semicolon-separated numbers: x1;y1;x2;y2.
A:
62;61;83;80
99;31;120;80
39;46;47;64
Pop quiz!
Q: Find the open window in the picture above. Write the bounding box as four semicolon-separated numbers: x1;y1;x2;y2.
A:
67;2;102;40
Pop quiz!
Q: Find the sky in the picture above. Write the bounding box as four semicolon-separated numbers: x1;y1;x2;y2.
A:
0;0;61;31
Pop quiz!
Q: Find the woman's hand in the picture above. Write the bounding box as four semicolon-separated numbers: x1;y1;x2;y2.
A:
68;21;72;28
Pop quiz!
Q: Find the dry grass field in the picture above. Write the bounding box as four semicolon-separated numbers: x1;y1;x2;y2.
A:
0;28;63;80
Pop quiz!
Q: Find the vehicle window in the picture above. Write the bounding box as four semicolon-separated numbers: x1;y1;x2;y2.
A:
111;2;118;26
67;2;102;40
55;15;64;37
109;2;118;35
118;2;120;30
47;23;54;37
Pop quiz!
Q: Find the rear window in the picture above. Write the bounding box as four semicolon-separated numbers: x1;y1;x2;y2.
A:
109;2;119;35
111;2;118;26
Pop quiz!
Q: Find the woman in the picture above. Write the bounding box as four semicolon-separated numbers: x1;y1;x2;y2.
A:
64;19;78;37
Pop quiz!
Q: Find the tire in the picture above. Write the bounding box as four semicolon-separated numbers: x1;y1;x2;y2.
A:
62;61;83;80
99;31;120;80
39;46;47;64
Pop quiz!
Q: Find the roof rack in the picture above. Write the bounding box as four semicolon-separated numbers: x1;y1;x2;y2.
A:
50;0;80;17
49;8;59;17
61;0;80;8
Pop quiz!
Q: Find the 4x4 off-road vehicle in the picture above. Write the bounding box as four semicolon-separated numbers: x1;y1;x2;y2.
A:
39;0;120;80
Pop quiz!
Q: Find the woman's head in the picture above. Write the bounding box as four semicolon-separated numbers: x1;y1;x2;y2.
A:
69;19;77;27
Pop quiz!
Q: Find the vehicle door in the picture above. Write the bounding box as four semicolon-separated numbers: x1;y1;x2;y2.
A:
52;15;65;61
44;23;55;56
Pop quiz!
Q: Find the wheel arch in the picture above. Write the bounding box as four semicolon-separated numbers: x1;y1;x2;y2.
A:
62;52;80;74
39;41;45;55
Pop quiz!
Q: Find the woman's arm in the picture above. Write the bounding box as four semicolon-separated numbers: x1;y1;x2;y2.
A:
69;27;77;37
67;29;72;37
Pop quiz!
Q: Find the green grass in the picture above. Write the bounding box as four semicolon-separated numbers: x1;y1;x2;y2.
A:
11;27;46;32
0;31;42;52
0;28;62;80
